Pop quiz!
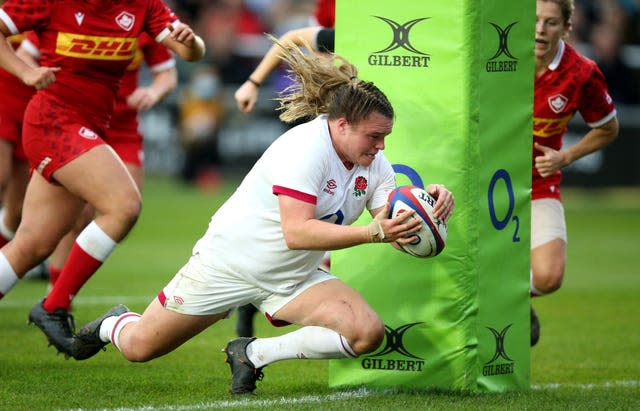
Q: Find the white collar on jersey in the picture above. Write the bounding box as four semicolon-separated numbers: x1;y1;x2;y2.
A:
548;40;565;71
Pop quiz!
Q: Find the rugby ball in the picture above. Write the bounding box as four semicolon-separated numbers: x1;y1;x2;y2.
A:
387;185;447;258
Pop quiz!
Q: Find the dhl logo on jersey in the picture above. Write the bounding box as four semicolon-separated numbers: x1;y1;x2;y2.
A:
533;114;573;138
56;32;137;60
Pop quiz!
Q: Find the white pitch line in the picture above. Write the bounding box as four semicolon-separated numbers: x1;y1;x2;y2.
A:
532;380;639;390
63;387;379;411
62;381;640;411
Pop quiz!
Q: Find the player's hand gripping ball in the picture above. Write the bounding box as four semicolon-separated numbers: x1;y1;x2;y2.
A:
387;185;448;258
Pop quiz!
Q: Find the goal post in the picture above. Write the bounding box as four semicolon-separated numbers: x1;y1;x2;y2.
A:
329;0;534;391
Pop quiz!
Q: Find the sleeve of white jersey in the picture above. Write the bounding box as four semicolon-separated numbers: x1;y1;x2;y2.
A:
270;130;327;201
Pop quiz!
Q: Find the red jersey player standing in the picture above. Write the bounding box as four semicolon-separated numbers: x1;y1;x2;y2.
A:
530;0;619;346
0;0;204;356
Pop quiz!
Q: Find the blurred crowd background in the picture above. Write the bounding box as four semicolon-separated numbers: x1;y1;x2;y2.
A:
140;0;640;189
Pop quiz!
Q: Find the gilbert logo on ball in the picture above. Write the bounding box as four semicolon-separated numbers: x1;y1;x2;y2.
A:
387;185;447;258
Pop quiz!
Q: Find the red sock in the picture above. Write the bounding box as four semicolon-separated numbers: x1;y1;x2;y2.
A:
43;243;102;312
48;265;62;288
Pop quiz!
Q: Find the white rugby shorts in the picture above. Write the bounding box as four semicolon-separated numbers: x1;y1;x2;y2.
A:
160;252;336;319
531;198;567;249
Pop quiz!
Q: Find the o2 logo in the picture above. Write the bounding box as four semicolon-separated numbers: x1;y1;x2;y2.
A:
392;164;424;189
394;164;521;243
488;169;520;242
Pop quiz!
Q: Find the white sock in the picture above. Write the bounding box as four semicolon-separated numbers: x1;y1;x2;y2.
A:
246;326;357;368
0;208;15;242
0;252;19;298
530;270;544;296
99;316;118;342
77;221;118;261
100;312;141;350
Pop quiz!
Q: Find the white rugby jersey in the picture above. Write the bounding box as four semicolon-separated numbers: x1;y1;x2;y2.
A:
193;115;396;293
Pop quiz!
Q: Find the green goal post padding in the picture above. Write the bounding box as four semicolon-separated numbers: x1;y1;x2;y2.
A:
328;0;534;391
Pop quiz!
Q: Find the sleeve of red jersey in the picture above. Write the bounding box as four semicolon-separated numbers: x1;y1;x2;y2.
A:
20;30;41;60
144;0;179;43
578;63;617;127
141;34;175;72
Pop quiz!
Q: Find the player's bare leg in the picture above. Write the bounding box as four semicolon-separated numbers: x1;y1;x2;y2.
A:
224;279;384;394
73;299;226;361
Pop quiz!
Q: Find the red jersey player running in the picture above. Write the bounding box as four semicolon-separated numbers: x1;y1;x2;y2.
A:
0;0;204;356
530;0;619;346
47;32;177;289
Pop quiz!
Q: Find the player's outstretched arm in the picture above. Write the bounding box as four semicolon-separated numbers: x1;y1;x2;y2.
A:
235;26;324;113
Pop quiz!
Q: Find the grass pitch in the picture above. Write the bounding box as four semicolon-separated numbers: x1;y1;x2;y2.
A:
0;177;638;410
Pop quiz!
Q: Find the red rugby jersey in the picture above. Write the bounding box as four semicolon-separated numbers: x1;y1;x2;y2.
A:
313;0;335;28
0;0;177;130
533;41;616;200
25;31;175;132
